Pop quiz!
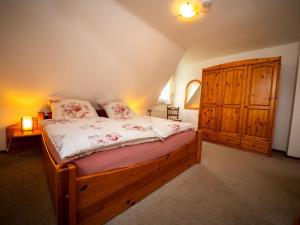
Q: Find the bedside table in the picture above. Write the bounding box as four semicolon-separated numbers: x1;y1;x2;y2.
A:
6;124;42;153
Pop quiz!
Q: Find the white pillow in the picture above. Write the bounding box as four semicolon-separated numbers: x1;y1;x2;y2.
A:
49;99;98;120
98;101;136;120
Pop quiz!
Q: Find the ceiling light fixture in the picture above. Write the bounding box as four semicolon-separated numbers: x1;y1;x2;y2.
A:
179;1;199;18
176;0;212;21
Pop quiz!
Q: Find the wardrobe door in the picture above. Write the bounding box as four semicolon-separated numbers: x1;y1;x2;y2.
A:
199;70;222;133
219;66;248;137
242;62;280;152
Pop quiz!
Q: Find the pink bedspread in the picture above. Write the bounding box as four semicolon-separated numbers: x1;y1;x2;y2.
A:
74;130;196;176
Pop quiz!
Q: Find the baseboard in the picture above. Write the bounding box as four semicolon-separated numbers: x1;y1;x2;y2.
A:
272;148;286;153
286;155;300;160
272;149;300;160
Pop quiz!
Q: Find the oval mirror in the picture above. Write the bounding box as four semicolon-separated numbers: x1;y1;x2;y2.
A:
184;79;201;110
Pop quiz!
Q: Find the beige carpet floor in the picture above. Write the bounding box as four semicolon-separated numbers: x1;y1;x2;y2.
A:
0;142;299;225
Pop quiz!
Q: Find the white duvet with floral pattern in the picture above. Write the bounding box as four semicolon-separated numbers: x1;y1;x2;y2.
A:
41;116;196;160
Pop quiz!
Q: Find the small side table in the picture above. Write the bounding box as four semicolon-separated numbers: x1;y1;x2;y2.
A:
6;125;42;152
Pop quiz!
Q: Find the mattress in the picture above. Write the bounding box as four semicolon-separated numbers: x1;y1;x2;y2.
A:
41;116;196;160
42;128;196;176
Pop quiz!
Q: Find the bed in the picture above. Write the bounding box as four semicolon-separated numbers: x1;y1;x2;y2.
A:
39;106;202;225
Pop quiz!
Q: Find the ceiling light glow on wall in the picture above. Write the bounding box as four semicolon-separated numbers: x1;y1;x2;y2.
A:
179;1;199;18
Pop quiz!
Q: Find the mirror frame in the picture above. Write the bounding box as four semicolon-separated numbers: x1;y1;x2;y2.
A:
184;79;202;110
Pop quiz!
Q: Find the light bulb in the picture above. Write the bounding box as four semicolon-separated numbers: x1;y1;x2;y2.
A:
179;2;197;18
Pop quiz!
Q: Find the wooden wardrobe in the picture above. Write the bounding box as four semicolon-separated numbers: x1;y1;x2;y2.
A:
199;57;281;155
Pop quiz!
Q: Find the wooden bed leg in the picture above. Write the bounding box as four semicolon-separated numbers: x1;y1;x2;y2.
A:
56;164;76;225
196;130;202;163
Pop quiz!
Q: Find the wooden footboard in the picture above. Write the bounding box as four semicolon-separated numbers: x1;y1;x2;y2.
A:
41;130;202;225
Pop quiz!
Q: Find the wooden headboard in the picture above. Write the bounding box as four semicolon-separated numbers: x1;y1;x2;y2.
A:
96;108;108;118
40;108;108;120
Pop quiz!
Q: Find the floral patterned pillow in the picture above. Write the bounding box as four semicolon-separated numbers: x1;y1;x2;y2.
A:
98;101;136;120
49;99;98;120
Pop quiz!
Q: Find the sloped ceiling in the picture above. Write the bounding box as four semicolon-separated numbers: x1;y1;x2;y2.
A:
117;0;300;61
0;0;183;149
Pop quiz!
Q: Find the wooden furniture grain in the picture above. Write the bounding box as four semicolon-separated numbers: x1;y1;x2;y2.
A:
40;111;202;225
6;118;42;152
199;57;281;155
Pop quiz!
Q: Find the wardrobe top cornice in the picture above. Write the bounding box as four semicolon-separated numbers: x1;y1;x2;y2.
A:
203;57;281;72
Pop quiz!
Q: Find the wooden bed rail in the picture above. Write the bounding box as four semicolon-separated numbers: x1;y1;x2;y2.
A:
76;133;201;224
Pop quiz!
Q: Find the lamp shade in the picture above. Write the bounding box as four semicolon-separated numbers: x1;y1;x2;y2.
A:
21;116;33;131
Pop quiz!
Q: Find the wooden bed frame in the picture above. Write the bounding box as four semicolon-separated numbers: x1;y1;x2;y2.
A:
39;111;202;225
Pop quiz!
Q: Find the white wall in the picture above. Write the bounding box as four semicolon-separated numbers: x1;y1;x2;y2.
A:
287;44;300;158
174;42;300;151
0;0;183;150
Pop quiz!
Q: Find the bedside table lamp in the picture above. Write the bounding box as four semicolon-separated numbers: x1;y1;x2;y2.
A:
21;116;33;131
